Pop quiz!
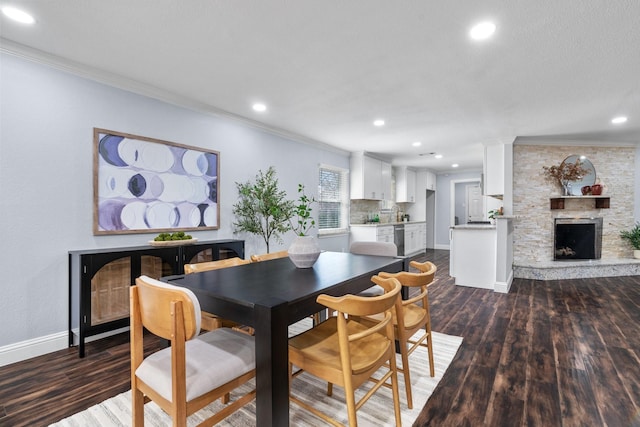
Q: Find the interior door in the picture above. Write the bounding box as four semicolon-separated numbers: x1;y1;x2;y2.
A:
466;184;484;222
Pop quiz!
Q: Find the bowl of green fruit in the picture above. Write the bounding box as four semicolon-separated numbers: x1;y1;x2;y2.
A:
148;231;197;247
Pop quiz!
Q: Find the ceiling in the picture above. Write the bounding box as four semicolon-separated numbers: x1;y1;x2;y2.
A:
1;1;639;172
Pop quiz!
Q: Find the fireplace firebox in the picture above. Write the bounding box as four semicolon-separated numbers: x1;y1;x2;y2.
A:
554;217;603;260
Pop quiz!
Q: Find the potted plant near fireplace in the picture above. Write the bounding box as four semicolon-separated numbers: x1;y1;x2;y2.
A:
620;222;640;259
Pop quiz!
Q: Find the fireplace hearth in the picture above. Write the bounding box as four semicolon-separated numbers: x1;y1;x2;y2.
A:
554;217;603;260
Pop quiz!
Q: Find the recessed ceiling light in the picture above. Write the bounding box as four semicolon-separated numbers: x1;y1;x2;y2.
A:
611;116;628;124
452;164;459;168
373;119;385;127
434;154;443;159
1;6;34;24
252;103;267;112
412;141;422;147
469;21;496;40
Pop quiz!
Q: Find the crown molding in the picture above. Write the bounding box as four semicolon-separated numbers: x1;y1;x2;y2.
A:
0;38;349;156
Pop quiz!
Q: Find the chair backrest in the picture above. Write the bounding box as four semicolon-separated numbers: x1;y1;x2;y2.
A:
132;275;201;340
184;257;251;274
349;241;398;257
410;260;437;276
250;250;289;262
317;275;401;319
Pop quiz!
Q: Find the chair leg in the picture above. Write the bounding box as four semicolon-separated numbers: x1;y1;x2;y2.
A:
388;350;402;427
132;388;145;427
427;332;435;377
400;341;413;409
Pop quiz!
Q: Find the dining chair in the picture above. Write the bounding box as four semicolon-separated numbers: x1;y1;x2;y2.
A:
349;241;398;296
365;260;437;409
184;257;253;334
250;249;289;262
130;276;256;427
288;275;403;427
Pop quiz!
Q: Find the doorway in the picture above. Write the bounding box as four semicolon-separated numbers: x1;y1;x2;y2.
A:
450;178;482;227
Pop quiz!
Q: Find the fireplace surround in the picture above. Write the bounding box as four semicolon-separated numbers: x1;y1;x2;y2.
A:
554;217;603;260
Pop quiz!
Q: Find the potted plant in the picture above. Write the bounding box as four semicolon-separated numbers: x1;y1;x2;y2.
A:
232;167;294;253
287;184;321;268
620;222;640;259
542;159;590;196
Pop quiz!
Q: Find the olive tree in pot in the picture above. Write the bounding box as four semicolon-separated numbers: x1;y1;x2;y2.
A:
620;222;640;259
232;167;294;253
287;184;321;268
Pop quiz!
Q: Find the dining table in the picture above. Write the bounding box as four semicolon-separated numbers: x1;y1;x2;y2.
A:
162;251;406;427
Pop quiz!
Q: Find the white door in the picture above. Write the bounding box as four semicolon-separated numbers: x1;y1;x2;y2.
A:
466;185;484;222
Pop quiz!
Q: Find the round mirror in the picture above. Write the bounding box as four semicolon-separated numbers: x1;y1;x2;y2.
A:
560;155;596;196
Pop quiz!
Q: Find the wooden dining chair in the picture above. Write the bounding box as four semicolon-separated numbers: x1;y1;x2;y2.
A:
250;249;289;262
365;260;437;409
130;276;256;427
184;257;253;334
288;275;403;427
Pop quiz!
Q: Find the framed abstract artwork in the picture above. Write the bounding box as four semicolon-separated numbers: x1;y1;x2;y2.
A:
93;128;219;235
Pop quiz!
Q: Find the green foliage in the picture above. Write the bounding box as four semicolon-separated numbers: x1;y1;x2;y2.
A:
488;209;501;220
153;231;192;241
232;167;294;253
620;222;640;250
290;184;316;236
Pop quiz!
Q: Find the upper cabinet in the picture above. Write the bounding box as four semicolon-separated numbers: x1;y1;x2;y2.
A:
395;166;417;203
484;144;505;197
425;171;436;191
350;152;392;200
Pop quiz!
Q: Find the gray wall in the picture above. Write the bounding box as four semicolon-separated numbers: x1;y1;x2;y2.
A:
0;53;350;351
434;171;482;248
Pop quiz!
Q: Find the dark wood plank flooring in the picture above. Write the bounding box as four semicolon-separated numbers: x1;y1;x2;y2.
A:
1;250;639;426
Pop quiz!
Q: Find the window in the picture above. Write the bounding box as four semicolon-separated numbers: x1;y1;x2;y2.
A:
317;164;349;235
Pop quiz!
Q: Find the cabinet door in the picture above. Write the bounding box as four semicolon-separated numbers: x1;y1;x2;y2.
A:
380;161;392;201
406;169;416;202
484;144;504;196
363;155;381;199
426;171;436;191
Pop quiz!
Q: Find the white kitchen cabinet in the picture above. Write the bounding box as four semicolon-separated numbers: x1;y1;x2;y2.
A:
450;225;497;289
376;225;394;243
425;171;436;191
484;144;504;197
404;222;426;255
395;167;416;203
350;152;392;200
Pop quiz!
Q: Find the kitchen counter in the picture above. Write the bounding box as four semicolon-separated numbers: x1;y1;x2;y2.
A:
450;224;496;230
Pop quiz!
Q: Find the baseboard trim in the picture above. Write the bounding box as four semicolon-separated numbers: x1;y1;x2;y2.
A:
494;270;514;293
0;331;67;367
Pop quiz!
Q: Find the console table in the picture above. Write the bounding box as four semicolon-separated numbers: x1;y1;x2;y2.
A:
68;239;244;357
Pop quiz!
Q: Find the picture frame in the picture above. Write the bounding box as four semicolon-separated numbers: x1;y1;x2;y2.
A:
93;128;219;235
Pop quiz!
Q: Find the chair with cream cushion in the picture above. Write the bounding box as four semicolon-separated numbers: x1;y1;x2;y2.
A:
361;260;437;409
288;275;403;427
130;275;255;427
184;257;253;334
349;241;398;297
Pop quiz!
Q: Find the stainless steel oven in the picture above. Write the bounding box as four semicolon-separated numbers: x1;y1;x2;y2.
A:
394;224;405;256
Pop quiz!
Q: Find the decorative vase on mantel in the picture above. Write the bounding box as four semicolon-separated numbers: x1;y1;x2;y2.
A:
288;235;321;268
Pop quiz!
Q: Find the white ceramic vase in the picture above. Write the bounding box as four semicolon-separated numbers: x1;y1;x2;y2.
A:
288;235;321;268
634;249;640;259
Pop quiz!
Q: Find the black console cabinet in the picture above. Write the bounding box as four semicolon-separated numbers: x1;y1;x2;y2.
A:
68;239;244;357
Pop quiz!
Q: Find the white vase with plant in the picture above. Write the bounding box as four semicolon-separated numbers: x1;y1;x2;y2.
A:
620;222;640;259
287;184;321;268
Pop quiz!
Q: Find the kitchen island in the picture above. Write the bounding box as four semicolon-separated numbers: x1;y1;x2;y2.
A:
449;217;513;292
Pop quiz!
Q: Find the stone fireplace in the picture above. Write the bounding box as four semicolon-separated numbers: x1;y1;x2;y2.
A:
512;143;638;280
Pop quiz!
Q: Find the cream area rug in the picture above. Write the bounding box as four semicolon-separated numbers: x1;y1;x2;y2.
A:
50;320;462;427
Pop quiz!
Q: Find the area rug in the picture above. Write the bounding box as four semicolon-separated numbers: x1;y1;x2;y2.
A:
50;321;462;427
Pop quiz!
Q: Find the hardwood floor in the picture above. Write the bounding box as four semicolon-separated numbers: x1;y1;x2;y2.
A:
1;250;639;426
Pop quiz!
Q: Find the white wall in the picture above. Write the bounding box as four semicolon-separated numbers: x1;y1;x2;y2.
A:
0;53;350;357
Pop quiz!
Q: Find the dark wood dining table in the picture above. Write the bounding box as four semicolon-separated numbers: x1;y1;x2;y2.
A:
162;251;406;427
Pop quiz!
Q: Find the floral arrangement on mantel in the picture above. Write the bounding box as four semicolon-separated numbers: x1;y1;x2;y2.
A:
542;159;590;195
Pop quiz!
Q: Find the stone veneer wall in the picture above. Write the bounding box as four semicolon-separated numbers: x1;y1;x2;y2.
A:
513;144;636;265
